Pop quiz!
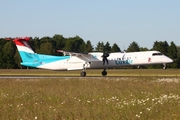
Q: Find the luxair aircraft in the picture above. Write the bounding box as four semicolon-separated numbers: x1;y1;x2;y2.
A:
12;37;173;77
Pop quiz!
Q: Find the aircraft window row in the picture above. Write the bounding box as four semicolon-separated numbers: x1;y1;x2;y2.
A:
152;53;163;56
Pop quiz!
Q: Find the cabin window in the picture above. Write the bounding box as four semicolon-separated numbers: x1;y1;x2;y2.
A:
152;53;163;56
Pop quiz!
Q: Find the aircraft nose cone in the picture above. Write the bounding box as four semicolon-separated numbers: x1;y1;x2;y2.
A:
170;59;173;63
168;58;173;63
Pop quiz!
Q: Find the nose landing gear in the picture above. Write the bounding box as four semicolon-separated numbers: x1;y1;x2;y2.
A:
163;63;167;70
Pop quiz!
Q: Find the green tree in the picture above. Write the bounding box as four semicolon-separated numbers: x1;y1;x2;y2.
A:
168;41;178;59
176;46;180;68
52;34;65;55
111;43;121;52
0;39;6;68
29;37;40;53
2;41;16;68
127;41;140;52
64;36;85;52
104;42;111;52
139;47;149;51
14;50;22;68
39;37;57;55
168;42;178;68
95;42;104;52
53;34;65;49
85;40;93;52
152;41;169;55
177;46;180;58
38;42;53;54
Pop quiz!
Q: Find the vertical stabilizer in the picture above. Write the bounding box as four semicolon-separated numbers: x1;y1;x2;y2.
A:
13;37;39;62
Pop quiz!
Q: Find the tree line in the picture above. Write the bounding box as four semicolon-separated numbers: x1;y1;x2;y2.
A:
0;34;180;69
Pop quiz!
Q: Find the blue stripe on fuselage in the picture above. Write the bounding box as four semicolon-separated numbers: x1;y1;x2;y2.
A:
19;51;70;68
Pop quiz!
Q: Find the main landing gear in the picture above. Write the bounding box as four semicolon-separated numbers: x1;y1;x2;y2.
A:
80;69;107;77
80;71;86;77
80;63;108;77
81;64;87;77
102;69;107;76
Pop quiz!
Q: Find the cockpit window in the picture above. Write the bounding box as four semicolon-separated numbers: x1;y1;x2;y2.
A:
152;53;163;56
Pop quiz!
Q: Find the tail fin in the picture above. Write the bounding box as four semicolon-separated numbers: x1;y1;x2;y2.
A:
13;37;39;63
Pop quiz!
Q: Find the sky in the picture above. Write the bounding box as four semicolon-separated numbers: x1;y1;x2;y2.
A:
1;0;180;50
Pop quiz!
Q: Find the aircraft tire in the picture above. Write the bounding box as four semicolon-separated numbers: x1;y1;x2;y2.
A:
163;66;166;70
80;71;86;77
102;70;107;76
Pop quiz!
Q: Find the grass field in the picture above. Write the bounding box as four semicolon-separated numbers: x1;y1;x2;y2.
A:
0;69;180;119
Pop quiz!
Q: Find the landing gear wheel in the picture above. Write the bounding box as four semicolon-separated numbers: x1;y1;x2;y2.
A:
102;70;107;76
163;63;167;70
80;71;86;77
163;66;166;70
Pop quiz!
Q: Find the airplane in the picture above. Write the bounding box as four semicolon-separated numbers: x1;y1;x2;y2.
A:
12;37;173;77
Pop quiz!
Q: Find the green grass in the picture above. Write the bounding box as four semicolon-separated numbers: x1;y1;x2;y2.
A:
1;76;180;119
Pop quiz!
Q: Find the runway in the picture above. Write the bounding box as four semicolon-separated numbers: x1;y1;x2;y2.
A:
0;69;180;79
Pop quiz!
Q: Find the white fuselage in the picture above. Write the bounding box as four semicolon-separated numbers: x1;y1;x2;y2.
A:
37;51;173;70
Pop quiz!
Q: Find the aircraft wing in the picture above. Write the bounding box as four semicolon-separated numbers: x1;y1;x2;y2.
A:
57;50;89;56
57;50;102;62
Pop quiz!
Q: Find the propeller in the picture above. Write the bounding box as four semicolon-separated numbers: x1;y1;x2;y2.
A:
102;52;109;65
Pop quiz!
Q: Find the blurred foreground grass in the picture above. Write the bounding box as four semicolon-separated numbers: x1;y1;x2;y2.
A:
1;76;180;119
